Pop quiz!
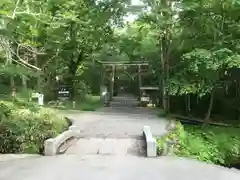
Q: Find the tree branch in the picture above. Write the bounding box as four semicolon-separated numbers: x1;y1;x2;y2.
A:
12;0;22;19
75;50;84;66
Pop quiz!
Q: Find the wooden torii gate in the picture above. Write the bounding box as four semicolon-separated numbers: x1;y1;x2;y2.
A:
96;60;149;104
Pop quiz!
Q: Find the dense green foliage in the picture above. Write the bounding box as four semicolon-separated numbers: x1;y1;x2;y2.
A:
124;0;240;122
0;0;125;100
0;100;68;154
1;0;240;122
157;122;240;165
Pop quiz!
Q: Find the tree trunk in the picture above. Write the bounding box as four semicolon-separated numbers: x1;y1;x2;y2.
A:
67;62;77;100
69;75;75;100
109;65;115;101
164;55;170;114
161;32;170;114
67;54;83;100
138;65;142;100
160;36;166;110
204;90;215;124
34;54;41;92
22;75;27;90
160;0;171;114
158;70;163;106
185;94;191;115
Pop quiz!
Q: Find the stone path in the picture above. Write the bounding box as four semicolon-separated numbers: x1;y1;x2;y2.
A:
64;95;167;156
1;95;240;179
0;155;239;180
0;154;40;162
66;138;146;156
66;107;167;139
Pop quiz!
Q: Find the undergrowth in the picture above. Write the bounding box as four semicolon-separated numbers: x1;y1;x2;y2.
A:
157;121;240;166
47;95;101;111
0;98;68;154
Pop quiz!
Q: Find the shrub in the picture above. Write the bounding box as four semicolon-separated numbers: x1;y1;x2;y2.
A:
157;121;240;165
13;97;39;112
156;121;186;155
0;101;68;154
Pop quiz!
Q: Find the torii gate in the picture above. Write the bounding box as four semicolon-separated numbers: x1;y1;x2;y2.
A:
96;60;149;104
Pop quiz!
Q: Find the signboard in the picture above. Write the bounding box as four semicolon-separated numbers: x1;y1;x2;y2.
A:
32;93;39;98
57;86;71;99
141;96;150;102
38;94;44;106
31;93;44;105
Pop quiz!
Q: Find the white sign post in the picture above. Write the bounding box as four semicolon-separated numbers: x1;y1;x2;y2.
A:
31;92;44;106
72;101;76;108
38;94;44;106
32;93;39;98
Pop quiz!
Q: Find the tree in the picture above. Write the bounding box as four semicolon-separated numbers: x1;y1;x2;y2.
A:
0;0;126;99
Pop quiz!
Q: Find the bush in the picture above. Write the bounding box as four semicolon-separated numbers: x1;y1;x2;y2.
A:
156;121;185;155
157;121;240;165
0;101;68;154
13;97;39;112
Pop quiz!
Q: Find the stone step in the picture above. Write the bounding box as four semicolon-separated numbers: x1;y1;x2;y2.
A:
110;100;139;104
65;138;146;156
110;104;139;108
111;98;139;101
110;101;140;107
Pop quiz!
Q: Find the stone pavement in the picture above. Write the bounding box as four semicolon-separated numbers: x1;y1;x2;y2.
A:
1;95;239;179
64;106;164;155
0;154;40;162
66;138;146;156
0;155;239;180
66;107;167;138
64;96;166;156
66;95;165;136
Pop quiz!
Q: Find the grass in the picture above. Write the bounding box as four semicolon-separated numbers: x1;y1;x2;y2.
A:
0;90;102;111
46;95;101;111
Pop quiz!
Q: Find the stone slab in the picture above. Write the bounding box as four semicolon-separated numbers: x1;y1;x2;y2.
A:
98;139;116;155
66;138;104;155
0;155;240;180
0;154;40;162
143;126;157;157
66;138;145;156
44;125;81;156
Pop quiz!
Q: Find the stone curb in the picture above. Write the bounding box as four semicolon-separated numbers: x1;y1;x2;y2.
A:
44;125;80;156
0;154;40;162
143;126;157;157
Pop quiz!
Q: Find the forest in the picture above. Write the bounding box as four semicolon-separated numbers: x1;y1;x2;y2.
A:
0;0;240;167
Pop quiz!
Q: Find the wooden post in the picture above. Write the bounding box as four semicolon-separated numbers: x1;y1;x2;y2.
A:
109;65;115;101
100;65;105;104
72;101;76;109
12;86;16;101
100;66;102;96
138;65;142;100
101;66;106;89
